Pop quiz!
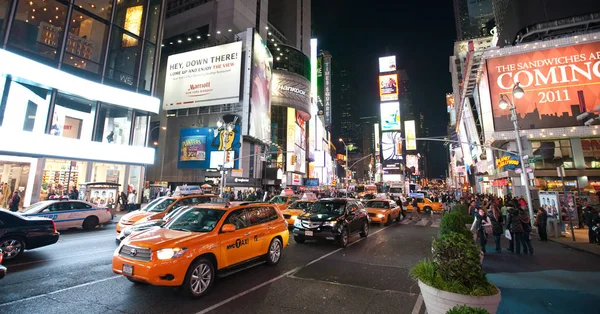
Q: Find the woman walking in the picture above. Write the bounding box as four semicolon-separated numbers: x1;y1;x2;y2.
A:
488;204;504;253
471;208;491;254
506;206;524;254
520;208;534;255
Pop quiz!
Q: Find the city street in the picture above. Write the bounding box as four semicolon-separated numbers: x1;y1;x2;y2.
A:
0;216;441;314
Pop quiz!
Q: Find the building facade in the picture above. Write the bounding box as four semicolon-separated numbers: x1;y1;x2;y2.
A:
453;0;495;40
0;0;164;207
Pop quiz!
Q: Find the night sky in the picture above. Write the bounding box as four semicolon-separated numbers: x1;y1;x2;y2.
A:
312;0;456;178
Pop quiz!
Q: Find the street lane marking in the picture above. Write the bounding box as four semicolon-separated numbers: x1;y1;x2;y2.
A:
0;275;121;307
197;223;396;314
411;293;423;314
7;249;115;268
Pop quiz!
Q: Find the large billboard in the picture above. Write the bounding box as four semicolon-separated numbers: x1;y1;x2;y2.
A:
248;32;273;141
163;41;243;110
406;154;419;175
379;74;398;101
316;54;324;116
323;52;332;125
486;41;600;131
380;102;401;131
286;108;306;173
178;121;242;169
379;56;397;73
405;120;417;151
271;70;311;115
381;132;402;161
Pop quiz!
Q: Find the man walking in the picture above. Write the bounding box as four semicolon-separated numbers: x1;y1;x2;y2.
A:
128;190;137;212
583;202;598;244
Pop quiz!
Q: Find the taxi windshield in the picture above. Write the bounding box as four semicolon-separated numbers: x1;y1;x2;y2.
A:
366;201;389;209
144;198;176;213
308;201;345;215
22;201;53;214
270;196;287;204
165;208;227;232
289;201;313;210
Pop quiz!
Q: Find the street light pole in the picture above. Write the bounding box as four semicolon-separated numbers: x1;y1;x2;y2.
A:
499;82;535;224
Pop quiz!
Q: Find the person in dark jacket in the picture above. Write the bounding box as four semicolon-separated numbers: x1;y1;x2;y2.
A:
535;207;548;242
583;203;598;244
471;208;491;253
520;209;534;255
9;191;20;212
488;205;504;252
506;207;524;254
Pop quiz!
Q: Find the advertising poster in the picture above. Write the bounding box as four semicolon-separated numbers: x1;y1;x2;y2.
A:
179;135;206;162
379;56;397;73
539;191;559;219
177;120;242;169
249;32;273;141
90;188;117;207
316;54;324;116
406;154;419;175
495;154;520;171
163;41;243;110
209;151;235;169
380;102;401;131
272;70;311;115
379;74;398;101
486;41;600;131
405;120;417;150
381;132;402;161
305;178;319;187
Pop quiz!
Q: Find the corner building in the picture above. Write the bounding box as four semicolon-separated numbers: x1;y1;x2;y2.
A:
0;0;164;208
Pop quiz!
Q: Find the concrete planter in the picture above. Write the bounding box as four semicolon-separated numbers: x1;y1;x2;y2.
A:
418;280;501;314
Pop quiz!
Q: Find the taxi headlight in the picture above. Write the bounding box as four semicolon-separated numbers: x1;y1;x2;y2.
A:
156;248;187;260
377;214;385;218
291;215;298;221
322;221;337;227
294;219;302;228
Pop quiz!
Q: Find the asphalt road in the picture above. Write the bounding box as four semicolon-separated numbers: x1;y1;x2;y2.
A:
0;215;441;314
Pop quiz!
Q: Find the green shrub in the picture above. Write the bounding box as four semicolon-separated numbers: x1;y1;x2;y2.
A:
446;305;490;314
439;212;472;239
451;204;469;216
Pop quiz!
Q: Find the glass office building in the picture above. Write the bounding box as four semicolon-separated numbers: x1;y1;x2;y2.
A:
0;0;164;208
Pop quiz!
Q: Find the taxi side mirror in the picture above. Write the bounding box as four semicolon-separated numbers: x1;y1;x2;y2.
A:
221;224;236;233
42;209;50;213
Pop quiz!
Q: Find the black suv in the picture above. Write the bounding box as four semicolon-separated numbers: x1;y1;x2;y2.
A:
292;198;369;247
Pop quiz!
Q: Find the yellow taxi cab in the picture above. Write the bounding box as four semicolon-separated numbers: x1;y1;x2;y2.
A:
112;199;289;298
281;193;317;226
364;199;401;225
405;197;443;213
269;194;300;211
115;194;217;235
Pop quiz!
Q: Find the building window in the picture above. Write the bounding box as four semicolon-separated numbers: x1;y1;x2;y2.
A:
113;0;146;39
53;92;96;140
74;0;113;21
2;81;51;132
145;0;161;43
0;0;10;39
531;140;573;169
105;26;141;90
94;103;132;145
7;0;68;63
132;111;148;146
581;138;600;169
62;9;108;77
138;41;155;93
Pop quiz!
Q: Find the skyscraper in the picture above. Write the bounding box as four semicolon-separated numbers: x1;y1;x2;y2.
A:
359;116;379;158
333;68;358;147
453;0;495;40
268;0;312;56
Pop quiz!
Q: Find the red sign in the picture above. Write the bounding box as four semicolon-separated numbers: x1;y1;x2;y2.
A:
486;41;600;131
492;179;508;187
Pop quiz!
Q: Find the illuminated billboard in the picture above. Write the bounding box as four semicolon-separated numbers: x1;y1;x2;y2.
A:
379;56;397;73
379;74;398;101
381;132;402;161
380;102;401;131
486;41;600;131
406;154;419;175
405;120;416;151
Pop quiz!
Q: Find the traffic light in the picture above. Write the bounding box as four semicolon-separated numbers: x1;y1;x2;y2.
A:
291;154;297;165
225;151;232;164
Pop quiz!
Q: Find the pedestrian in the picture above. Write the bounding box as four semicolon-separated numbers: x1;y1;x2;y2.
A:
583;202;598;244
469;201;477;216
471;208;491;253
506;206;525;254
411;197;421;220
520;209;534;255
2;183;11;209
488;204;504;253
8;191;20;212
398;197;406;219
501;202;508;224
535;207;548;242
119;191;128;211
127;190;136;212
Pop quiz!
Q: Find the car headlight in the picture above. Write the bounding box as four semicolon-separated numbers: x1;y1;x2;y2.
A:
291;215;298;221
377;214;385;218
294;219;302;228
156;248;187;260
322;221;337;227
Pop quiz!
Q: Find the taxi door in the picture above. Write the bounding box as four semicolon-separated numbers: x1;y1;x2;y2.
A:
219;208;254;267
245;206;271;255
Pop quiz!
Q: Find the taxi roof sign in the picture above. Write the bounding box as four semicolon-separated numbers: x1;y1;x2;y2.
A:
301;192;317;200
210;198;229;205
173;185;202;196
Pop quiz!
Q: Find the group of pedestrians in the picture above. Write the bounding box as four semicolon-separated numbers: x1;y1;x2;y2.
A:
1;182;20;212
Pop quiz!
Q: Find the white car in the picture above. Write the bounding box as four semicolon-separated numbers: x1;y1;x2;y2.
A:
21;199;112;230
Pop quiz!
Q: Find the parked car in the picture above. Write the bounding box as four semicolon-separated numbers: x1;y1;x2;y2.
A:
21;199;112;230
0;209;60;260
116;205;192;243
292;198;369;247
0;249;6;279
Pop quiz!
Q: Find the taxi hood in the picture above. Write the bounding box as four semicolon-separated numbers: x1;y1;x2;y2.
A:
125;227;206;249
121;211;152;223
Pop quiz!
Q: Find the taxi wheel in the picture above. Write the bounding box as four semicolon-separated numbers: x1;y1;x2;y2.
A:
338;228;349;248
359;221;369;238
82;216;99;230
182;258;215;299
266;238;282;266
424;207;433;215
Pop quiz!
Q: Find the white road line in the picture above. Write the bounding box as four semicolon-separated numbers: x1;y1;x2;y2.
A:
411;293;423;314
7;249;115;268
197;224;396;314
0;275;121;307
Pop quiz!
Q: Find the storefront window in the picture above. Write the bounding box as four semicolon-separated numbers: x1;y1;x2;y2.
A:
74;0;113;21
128;165;141;192
41;159;87;200
62;9;108;77
132;112;148;146
145;0;161;43
581;138;600;168
113;0;147;38
0;158;32;208
139;42;155;93
53;92;96;140
95;103;132;145
91;162;125;185
531;140;573;169
105;26;140;90
7;0;68;63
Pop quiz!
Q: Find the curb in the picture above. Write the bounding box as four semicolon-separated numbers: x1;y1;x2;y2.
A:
548;238;600;257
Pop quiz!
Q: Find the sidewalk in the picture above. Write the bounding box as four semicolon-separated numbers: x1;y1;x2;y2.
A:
482;236;600;314
546;227;600;256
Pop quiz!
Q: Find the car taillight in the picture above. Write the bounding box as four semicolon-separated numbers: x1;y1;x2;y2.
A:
52;220;57;233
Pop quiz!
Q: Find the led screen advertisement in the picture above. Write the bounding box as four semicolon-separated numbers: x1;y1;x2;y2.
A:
286;108;306;173
381;132;402;161
163;41;243;110
406;154;419;175
272;70;311;115
248;32;273;141
380;102;401;131
486;41;600;131
379;56;397;73
379;74;398;101
316;54;324;116
404;120;416;150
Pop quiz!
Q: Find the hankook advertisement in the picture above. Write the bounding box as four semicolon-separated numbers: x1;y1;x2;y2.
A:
271;70;311;116
163;41;243;110
248;32;273;141
486;41;600;131
379;74;398;101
